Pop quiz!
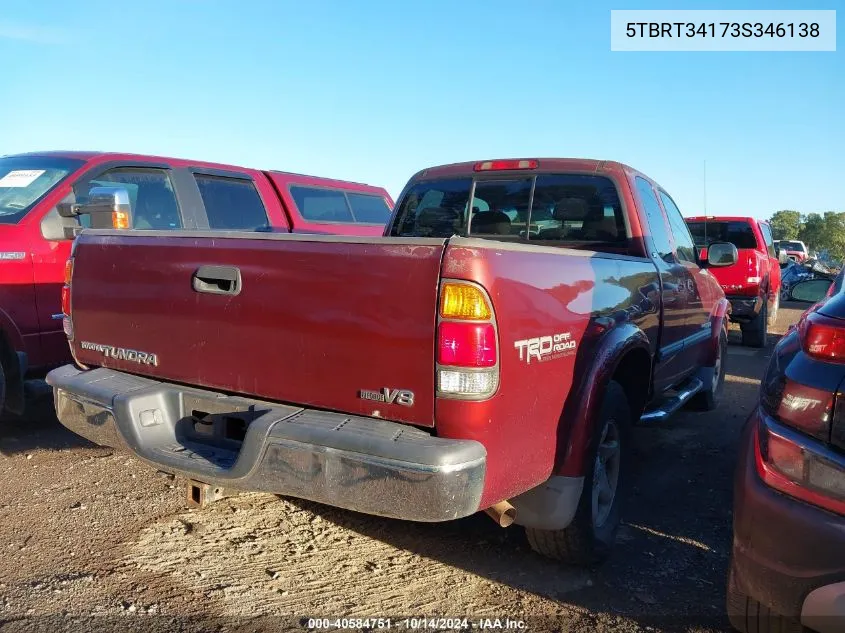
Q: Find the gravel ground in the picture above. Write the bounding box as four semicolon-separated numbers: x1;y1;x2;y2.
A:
0;303;804;633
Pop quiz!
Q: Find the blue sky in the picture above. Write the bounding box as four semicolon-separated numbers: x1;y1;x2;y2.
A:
1;0;842;219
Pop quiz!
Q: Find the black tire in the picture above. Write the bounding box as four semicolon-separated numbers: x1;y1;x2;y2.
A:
689;328;727;411
525;381;630;565
727;570;805;633
741;300;768;348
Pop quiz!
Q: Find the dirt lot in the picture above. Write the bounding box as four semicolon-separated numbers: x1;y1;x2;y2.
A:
0;303;804;633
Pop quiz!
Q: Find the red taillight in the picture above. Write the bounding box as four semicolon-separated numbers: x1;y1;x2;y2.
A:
436;280;498;398
755;416;845;516
61;286;71;315
437;322;496;367
473;159;539;172
62;258;74;339
800;313;845;362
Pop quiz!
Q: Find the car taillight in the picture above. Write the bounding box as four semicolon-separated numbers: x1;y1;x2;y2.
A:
756;415;845;516
799;312;845;362
62;257;74;339
437;280;498;398
473;159;538;172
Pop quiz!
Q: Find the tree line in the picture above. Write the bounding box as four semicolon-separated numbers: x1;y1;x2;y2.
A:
769;210;845;262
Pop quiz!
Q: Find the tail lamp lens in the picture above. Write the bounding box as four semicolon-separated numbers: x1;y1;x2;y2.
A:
800;313;845;362
440;283;492;320
756;417;845;516
437;281;498;398
61;286;71;315
64;258;73;285
438;322;496;367
473;159;539;172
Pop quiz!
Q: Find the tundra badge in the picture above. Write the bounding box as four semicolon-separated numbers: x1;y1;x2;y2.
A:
359;388;415;407
79;341;159;366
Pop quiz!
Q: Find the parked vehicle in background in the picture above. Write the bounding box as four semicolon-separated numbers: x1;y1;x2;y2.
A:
49;157;737;565
728;269;845;633
780;259;838;302
0;151;393;416
686;216;783;348
777;239;810;263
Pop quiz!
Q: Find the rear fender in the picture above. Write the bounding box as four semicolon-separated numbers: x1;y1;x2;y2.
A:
555;322;652;477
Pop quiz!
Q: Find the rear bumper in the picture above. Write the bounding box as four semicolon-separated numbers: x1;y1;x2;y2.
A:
46;365;487;522
730;409;845;629
726;295;762;322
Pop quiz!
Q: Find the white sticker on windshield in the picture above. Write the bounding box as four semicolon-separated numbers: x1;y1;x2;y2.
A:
0;170;46;188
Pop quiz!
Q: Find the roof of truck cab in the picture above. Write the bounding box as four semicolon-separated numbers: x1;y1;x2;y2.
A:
7;151;389;193
686;216;764;224
408;158;669;190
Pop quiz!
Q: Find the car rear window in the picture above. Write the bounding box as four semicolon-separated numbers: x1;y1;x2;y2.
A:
289;186;390;224
686;221;758;249
780;241;805;251
389;174;627;247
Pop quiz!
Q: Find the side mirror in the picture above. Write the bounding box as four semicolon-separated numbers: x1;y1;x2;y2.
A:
778;250;789;264
707;241;738;267
789;278;833;303
57;186;132;230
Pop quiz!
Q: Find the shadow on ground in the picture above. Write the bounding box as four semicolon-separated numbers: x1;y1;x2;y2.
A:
0;397;94;457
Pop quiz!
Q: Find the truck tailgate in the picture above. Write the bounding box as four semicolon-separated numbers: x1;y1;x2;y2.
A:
69;232;445;427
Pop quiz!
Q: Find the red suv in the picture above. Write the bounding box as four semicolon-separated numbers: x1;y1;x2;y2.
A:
686;217;783;347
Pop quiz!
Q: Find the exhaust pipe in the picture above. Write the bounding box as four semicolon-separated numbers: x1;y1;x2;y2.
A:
484;500;516;528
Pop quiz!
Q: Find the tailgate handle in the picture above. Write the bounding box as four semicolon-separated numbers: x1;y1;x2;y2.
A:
192;265;242;296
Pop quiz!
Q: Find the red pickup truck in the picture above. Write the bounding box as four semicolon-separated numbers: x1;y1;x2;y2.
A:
48;158;737;564
685;216;783;347
0;151;393;415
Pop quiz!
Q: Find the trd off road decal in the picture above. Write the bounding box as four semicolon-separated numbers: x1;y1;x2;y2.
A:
514;332;577;364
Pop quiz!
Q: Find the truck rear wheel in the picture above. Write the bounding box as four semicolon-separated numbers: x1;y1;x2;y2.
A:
740;301;767;348
525;381;630;565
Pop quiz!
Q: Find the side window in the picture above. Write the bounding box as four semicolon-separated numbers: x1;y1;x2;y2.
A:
73;167;181;230
760;223;776;257
658;191;697;263
290;186;354;223
347;193;392;224
194;175;269;231
635;177;673;262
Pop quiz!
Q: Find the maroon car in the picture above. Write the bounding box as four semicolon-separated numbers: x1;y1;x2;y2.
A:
48;158;737;564
728;272;845;633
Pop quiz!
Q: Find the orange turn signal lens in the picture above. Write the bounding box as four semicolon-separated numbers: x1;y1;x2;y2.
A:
64;258;74;285
440;282;492;320
112;210;130;229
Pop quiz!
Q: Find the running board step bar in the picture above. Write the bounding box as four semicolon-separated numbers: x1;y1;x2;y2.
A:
639;377;704;424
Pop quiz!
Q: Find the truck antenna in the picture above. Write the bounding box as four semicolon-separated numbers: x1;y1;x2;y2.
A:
703;159;708;246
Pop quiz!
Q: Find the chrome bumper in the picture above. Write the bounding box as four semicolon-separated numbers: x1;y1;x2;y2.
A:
47;365;486;522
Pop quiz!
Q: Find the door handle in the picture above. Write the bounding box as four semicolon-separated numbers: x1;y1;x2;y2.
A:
192;265;242;296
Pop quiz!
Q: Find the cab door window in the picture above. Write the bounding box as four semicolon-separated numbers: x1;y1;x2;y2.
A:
658;191;697;263
74;167;182;230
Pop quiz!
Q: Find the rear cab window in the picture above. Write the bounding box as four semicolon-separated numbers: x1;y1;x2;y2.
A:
686;220;759;250
289;186;392;225
0;155;84;225
194;174;269;230
389;173;629;252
